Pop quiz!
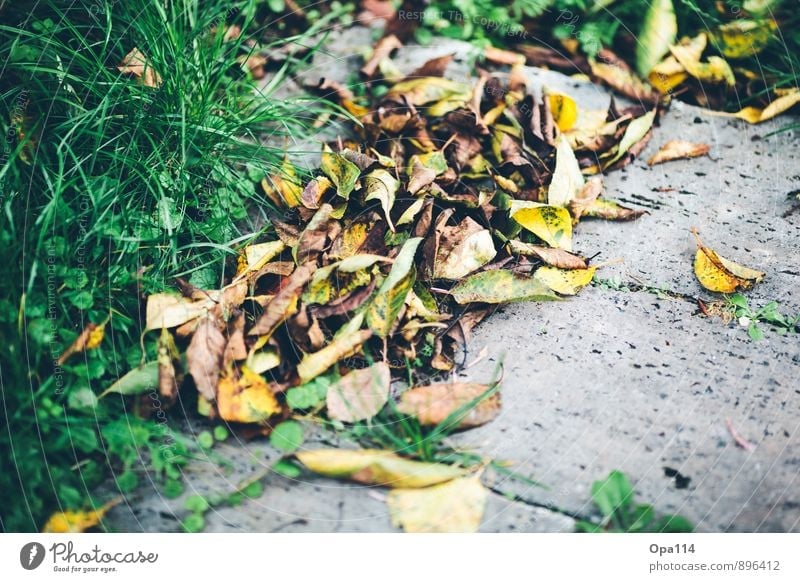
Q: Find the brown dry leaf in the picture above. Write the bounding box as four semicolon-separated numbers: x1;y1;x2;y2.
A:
238;53;268;79
507;240;588;269
589;53;659;104
483;46;525;66
117;48;162;88
57;322;105;365
648;140;710;165
571;197;647;222
358;0;396;23
408;53;455;78
326;362;391;422
249;263;316;338
397;382;500;429
216;366;281;423
296;448;468;488
361;34;402;78
186;315;226;401
387;476;487;533
295;204;333;263
691;228;765;293
145;293;215;331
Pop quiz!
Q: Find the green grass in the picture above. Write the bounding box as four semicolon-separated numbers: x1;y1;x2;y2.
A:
0;0;328;531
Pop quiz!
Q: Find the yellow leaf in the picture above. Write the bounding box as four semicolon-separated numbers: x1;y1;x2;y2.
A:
510;202;573;250
723;89;800;124
387;476;487;533
57;322;106;365
216;366;282;423
712;19;777;59
261;158;303;208
326;362;391;422
668;34;735;86
42;499;119;533
385;77;472;107
534;266;597;295
507;240;588;269
85;324;105;349
296;449;468;488
237;241;285;277
649;57;688;93
691;229;765;293
547;91;578;132
296;329;373;383
647;140;710;165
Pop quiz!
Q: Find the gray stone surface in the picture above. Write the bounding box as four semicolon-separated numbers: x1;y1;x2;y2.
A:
106;30;800;533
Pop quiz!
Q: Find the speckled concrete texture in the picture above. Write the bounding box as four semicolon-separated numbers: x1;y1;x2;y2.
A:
106;30;800;533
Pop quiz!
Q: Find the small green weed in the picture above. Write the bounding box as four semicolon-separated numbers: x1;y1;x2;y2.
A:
576;470;693;533
726;293;800;341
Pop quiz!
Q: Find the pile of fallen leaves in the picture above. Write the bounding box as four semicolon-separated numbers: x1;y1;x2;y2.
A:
140;56;655;421
102;54;667;531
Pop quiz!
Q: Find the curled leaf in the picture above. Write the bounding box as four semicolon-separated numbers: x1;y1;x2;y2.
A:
297;329;373;383
721;89;800;124
692;229;765;293
547;92;578;132
364;169;399;232
547;135;585;207
507;240;588;269
57;322;105;365
647;140;710;166
366;237;422;337
296;448;468;488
